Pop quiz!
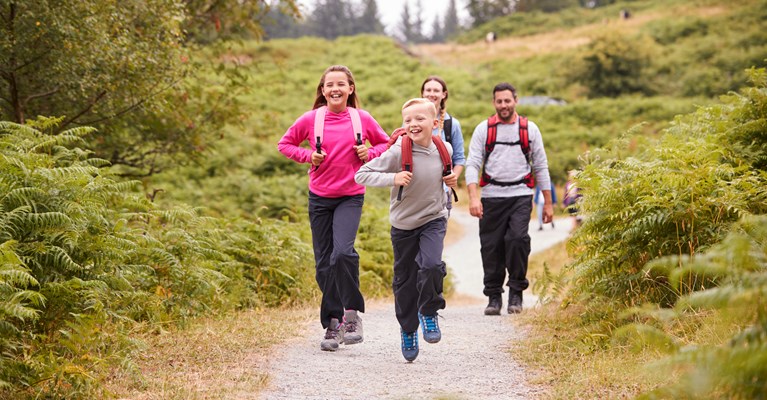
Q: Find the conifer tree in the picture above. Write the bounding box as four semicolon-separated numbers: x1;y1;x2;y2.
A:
443;0;460;38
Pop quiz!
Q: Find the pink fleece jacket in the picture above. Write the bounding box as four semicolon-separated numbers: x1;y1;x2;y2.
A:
278;107;390;198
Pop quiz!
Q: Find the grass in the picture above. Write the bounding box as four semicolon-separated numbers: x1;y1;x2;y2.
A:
107;307;313;399
514;237;676;398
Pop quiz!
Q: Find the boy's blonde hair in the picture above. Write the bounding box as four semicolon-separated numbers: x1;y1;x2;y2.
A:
401;98;437;117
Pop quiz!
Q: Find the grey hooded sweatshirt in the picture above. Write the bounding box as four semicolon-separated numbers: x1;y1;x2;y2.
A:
355;137;452;230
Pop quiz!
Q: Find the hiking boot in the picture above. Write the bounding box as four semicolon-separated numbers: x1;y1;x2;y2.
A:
484;295;502;315
320;318;344;351
508;291;523;314
400;329;419;362
343;309;363;345
418;312;441;344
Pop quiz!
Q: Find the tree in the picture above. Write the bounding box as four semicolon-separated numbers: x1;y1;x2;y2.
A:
0;0;300;176
466;0;513;27
430;14;444;43
573;32;655;97
412;0;426;43
397;1;415;42
307;0;355;39
357;0;385;35
182;0;301;42
443;0;460;39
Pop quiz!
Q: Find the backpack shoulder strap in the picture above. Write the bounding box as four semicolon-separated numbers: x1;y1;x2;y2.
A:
388;127;407;148
519;116;530;159
443;116;452;144
314;106;327;146
314;106;364;145
431;135;452;175
432;135;459;202
485;114;500;153
348;107;363;145
396;135;413;201
401;135;413;173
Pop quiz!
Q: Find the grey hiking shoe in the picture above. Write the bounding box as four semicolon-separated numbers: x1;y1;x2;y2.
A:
508;291;523;314
320;318;344;351
343;310;363;345
484;295;502;315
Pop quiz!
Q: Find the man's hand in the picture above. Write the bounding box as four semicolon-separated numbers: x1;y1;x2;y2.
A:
467;183;482;218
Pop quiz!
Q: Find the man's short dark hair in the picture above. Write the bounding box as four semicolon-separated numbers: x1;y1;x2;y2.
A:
493;82;517;99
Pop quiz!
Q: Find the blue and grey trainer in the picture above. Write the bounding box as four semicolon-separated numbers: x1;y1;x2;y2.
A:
418;312;441;343
400;329;419;362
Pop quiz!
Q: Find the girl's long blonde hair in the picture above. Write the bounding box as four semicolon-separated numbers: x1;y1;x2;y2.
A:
313;65;360;110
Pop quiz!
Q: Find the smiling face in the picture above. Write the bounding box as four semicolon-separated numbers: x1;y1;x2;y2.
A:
493;89;517;122
421;80;447;112
402;100;438;148
321;71;354;112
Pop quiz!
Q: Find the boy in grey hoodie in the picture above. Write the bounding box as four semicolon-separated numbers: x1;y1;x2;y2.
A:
355;98;458;362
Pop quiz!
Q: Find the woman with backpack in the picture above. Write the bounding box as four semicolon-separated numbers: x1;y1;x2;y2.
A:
420;76;466;213
277;65;390;352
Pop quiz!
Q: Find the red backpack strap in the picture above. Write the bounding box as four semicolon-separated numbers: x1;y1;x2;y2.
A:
431;136;452;176
396;135;413;201
432;136;458;202
479;114;500;187
518;116;535;188
519;116;530;159
388;127;407;148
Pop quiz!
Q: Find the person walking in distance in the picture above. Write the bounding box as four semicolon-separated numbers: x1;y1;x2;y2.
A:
465;82;553;315
355;98;457;362
277;65;390;351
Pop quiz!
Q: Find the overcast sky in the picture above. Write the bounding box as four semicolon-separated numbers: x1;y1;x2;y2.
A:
296;0;470;36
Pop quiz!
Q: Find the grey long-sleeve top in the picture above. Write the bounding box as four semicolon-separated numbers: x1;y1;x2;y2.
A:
465;117;551;198
355;138;452;230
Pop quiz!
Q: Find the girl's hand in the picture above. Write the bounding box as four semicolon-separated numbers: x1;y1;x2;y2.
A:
394;171;412;186
442;172;458;188
311;151;326;167
354;145;369;162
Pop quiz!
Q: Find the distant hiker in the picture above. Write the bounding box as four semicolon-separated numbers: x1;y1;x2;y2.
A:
355;98;457;362
620;8;631;19
535;182;557;231
465;82;553;315
277;65;390;352
420;75;466;214
485;31;497;45
563;169;583;229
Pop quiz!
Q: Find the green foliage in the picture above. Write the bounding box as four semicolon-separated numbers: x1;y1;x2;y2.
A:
635;215;767;399
0;120;314;398
568;69;767;307
571;30;657;97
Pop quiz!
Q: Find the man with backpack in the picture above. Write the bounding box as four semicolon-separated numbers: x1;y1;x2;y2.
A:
465;82;554;315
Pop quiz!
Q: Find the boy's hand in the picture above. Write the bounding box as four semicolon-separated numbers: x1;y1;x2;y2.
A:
442;172;458;188
394;171;413;186
311;151;326;166
353;145;369;162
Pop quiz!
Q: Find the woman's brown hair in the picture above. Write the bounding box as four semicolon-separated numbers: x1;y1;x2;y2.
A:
420;75;449;112
313;65;360;110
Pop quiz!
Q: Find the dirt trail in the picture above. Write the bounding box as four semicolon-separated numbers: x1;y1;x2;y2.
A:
258;205;572;400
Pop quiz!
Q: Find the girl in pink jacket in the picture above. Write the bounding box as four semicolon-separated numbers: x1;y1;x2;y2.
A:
277;65;389;352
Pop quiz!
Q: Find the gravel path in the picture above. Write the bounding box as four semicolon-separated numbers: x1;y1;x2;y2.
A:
259;207;572;400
